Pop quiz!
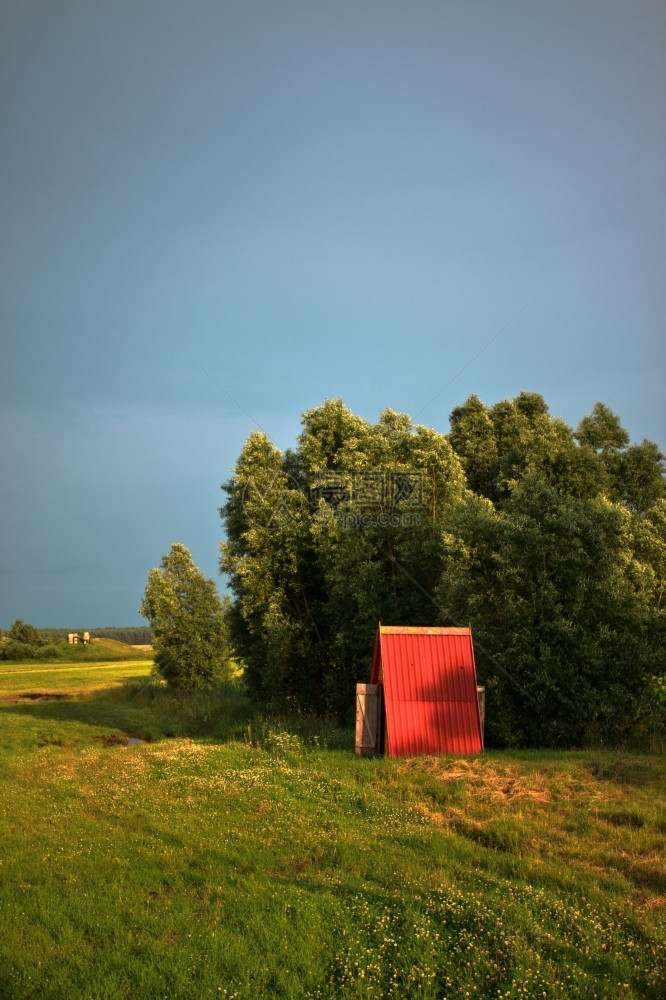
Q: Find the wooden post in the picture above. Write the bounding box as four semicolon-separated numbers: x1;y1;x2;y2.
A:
356;683;383;756
477;685;486;738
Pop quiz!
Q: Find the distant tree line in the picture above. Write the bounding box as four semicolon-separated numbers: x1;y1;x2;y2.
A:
93;627;152;645
220;393;665;748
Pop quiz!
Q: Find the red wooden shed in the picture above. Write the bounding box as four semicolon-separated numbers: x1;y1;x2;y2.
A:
369;625;483;757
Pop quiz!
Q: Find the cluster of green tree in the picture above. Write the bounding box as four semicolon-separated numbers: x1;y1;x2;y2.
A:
140;543;232;689
40;627;153;645
0;620;64;661
220;394;665;747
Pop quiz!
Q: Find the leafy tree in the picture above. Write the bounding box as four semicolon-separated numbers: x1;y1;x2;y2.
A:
220;400;467;716
0;620;64;661
448;394;498;495
221;395;666;745
9;619;44;646
575;403;665;514
634;499;666;613
140;544;232;689
450;392;607;502
438;475;657;746
575;401;631;453
611;441;666;514
219;430;316;708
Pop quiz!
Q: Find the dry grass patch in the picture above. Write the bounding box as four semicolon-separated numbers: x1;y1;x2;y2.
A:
397;755;553;803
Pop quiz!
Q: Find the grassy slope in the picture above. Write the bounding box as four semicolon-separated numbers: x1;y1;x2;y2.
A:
0;663;664;1000
59;636;154;661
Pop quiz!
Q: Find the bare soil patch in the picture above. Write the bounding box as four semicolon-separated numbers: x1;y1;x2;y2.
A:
94;732;146;747
95;734;129;747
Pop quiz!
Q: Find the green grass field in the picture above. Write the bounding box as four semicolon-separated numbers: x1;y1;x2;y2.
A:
0;661;664;1000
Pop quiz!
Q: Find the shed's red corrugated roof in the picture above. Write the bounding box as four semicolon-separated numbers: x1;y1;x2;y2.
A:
370;625;483;757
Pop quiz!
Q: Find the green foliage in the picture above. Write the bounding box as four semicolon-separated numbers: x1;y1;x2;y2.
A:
652;674;666;714
575;401;631;453
437;394;663;746
439;476;659;746
448;393;498;494
9;619;43;645
450;391;610;501
220;400;467;716
575;402;666;514
140;543;232;690
0;620;63;661
611;439;666;514
220;394;666;747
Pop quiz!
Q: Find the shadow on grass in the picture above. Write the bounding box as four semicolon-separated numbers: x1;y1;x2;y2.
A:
1;679;355;751
0;679;255;744
486;748;666;792
1;694;166;743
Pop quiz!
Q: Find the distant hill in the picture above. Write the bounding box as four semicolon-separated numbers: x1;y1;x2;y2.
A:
87;637;153;658
43;636;154;661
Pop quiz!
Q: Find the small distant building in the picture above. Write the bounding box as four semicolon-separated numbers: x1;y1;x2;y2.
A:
67;632;90;644
356;625;484;758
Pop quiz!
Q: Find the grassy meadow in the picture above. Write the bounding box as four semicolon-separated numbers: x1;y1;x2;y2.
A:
0;655;664;1000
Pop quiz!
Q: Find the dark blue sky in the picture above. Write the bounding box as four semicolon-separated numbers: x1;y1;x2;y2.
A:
1;1;664;627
